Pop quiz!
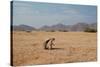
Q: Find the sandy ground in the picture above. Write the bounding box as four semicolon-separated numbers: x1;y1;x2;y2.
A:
12;31;97;66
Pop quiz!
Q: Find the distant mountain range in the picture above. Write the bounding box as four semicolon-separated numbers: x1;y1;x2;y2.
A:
13;22;97;32
13;25;36;31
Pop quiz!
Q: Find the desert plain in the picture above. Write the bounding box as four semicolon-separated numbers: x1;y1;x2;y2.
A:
12;31;97;66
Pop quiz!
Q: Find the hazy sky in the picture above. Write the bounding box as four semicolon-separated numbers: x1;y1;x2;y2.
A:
12;1;97;28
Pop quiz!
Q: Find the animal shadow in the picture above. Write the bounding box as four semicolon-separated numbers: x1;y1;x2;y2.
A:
50;48;64;50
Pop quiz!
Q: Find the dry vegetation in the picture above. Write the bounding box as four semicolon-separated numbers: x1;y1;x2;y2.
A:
12;31;97;66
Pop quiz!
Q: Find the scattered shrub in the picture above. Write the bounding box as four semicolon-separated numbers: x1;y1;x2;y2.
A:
26;30;32;33
58;30;68;32
50;30;55;32
84;28;97;33
62;30;68;32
